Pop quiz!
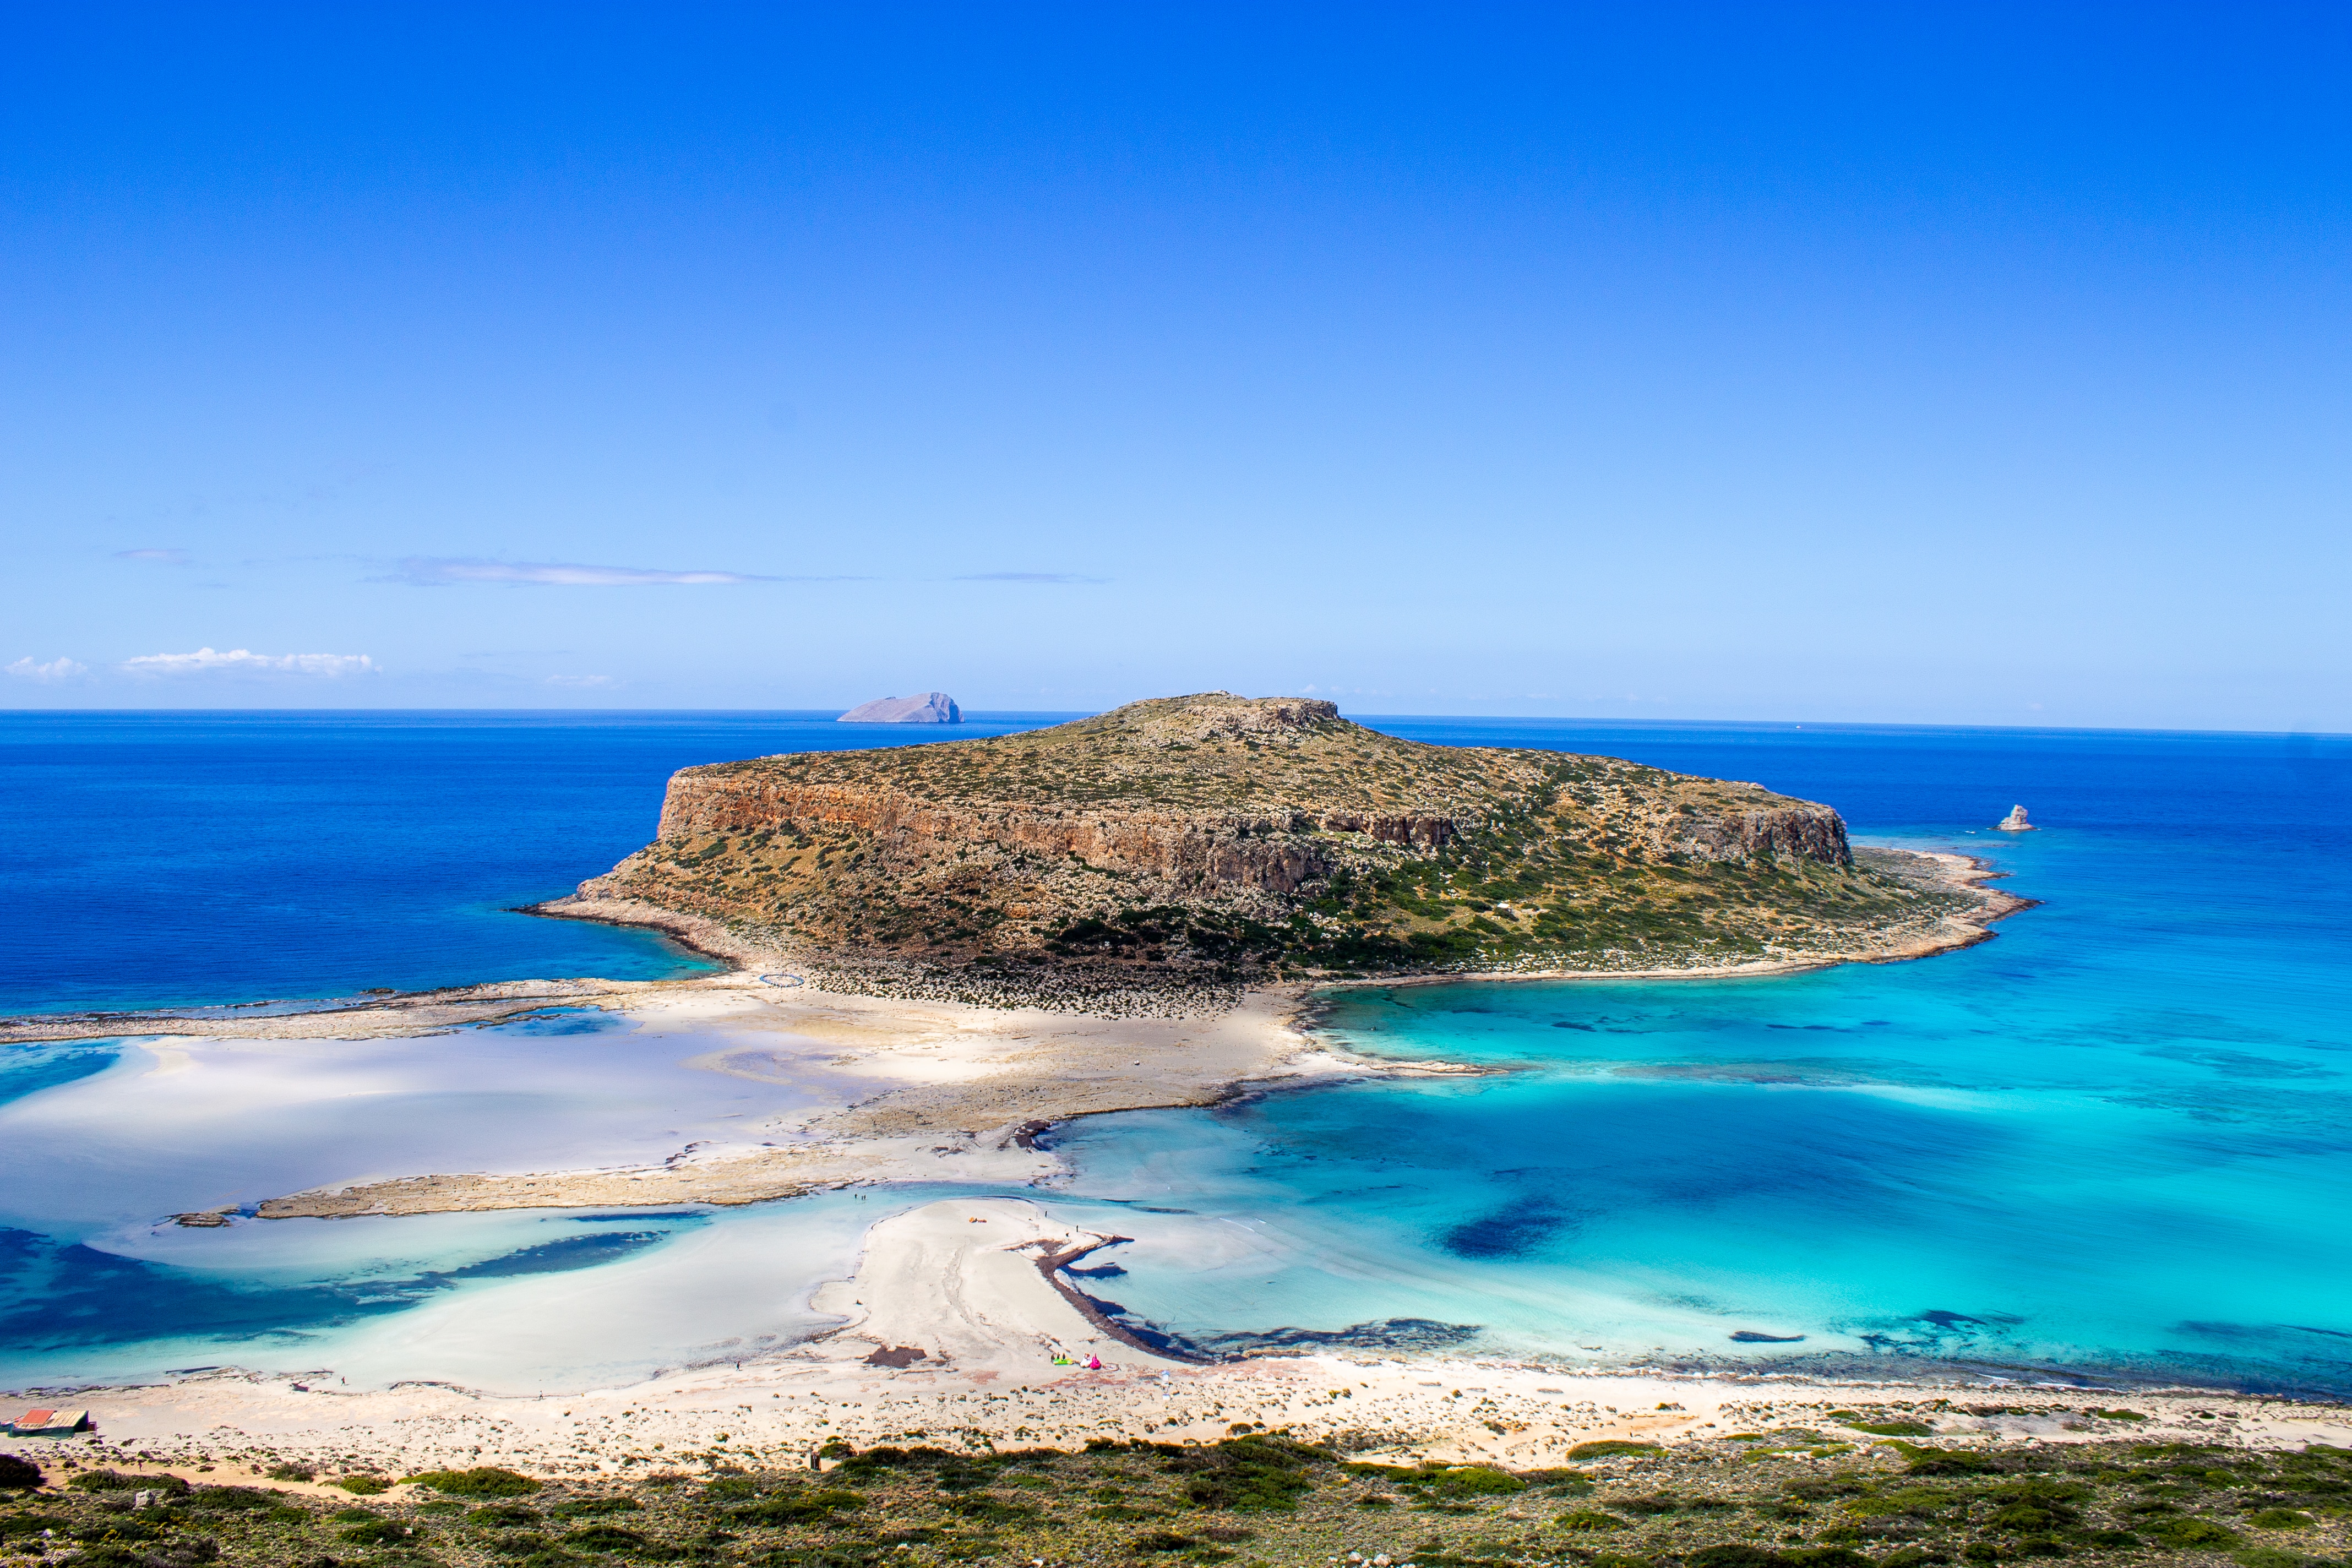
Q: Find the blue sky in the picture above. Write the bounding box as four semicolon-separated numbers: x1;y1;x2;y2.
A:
5;3;2348;728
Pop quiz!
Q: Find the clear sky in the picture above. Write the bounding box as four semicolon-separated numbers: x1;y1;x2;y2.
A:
5;3;2349;728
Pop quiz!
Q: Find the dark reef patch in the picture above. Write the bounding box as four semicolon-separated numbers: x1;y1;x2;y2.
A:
1201;1317;1484;1354
1440;1197;1571;1259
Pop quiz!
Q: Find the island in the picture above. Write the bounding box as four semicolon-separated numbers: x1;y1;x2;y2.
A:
542;691;2022;1007
839;692;961;723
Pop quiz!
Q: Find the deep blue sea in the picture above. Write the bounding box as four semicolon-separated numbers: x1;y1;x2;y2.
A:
0;710;1061;1014
3;712;2348;1396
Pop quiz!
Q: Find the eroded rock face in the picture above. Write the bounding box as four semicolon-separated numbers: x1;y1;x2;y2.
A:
1656;805;1853;864
655;779;1342;896
1187;696;1336;739
840;692;961;723
1313;811;1457;850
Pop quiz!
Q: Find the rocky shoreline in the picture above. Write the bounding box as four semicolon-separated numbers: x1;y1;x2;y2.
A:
520;842;2027;1019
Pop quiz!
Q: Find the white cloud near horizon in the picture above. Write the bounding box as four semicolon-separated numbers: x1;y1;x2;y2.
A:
389;558;774;586
546;674;615;687
122;647;377;677
7;656;88;680
114;547;192;564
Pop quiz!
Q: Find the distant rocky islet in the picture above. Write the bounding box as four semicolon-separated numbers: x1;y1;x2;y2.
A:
839;693;960;723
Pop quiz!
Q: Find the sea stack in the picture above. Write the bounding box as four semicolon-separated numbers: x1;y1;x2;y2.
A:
839;692;961;724
1995;805;2037;831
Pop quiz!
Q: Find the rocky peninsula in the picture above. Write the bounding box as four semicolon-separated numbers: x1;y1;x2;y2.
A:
538;692;2022;1009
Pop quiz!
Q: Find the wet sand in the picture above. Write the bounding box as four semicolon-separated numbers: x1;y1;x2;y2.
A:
246;986;1354;1217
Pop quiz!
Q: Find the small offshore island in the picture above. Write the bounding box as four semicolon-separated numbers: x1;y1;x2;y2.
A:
537;693;2023;1010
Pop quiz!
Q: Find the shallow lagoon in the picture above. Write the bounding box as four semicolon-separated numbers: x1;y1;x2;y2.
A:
0;1004;895;1393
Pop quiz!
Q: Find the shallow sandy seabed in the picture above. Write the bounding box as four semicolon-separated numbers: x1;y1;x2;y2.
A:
13;1193;2352;1483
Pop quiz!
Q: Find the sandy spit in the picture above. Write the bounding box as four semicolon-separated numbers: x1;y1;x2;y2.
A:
247;983;1352;1218
0;978;655;1046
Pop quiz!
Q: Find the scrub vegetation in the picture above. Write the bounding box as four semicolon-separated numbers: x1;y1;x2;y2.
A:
8;1435;2347;1568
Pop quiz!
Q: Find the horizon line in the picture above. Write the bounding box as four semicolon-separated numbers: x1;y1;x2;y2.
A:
0;705;2342;741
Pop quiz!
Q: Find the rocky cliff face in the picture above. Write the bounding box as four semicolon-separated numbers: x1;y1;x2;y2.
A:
1647;804;1852;864
651;774;1470;900
558;693;1954;991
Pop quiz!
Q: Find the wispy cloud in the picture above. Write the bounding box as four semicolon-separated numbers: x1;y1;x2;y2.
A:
546;674;615;688
123;647;377;677
387;558;778;587
955;571;1109;585
115;548;191;565
7;656;87;681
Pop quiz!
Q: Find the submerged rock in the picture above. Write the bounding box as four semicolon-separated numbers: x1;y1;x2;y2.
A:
1995;805;2037;832
839;692;961;723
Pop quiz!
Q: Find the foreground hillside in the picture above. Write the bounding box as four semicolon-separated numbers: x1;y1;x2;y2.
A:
547;694;2007;1001
5;1428;2344;1568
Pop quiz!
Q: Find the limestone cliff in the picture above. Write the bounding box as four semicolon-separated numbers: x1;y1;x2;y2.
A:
548;693;1996;993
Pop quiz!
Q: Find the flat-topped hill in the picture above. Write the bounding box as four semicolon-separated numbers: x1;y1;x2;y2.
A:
550;693;2004;1001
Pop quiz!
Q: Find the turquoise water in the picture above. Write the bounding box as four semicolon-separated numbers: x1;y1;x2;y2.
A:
1046;809;2352;1394
2;716;2347;1396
